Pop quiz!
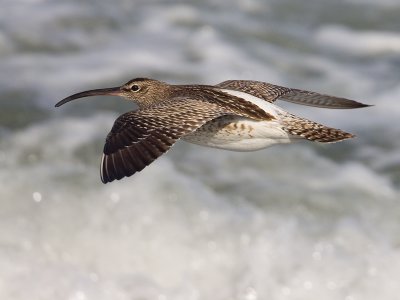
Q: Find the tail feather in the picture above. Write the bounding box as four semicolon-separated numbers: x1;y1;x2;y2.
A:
280;113;354;143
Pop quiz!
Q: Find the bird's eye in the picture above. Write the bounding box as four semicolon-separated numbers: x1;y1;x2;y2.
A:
131;84;140;92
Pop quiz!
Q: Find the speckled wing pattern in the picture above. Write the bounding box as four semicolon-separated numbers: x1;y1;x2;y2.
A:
101;98;241;183
216;80;369;109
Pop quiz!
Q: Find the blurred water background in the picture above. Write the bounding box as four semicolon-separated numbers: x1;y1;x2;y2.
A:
1;0;400;299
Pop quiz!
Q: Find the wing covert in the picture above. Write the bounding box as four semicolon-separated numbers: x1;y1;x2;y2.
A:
101;98;233;183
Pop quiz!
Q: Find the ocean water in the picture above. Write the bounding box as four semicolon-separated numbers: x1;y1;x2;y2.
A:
1;0;400;299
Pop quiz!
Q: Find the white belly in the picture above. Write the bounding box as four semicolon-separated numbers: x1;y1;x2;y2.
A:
183;115;297;151
183;89;299;151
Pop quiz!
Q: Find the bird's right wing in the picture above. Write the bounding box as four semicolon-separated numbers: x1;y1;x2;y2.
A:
216;80;370;109
100;98;236;183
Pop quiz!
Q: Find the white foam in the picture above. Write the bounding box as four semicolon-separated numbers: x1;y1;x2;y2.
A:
315;25;400;56
1;116;399;299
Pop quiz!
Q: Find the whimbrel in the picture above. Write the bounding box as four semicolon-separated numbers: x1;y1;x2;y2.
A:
56;78;370;183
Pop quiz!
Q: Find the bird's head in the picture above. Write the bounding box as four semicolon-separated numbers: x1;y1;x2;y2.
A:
55;78;171;108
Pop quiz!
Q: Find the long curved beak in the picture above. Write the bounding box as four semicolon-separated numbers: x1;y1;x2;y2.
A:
55;87;122;107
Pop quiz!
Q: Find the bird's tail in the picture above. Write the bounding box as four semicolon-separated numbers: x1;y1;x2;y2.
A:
279;112;354;143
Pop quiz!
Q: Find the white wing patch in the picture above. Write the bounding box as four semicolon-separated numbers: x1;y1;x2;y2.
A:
218;89;285;118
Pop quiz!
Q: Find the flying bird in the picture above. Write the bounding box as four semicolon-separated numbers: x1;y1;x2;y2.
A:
56;78;370;183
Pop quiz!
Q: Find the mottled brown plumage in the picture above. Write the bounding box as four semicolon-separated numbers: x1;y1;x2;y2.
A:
277;112;354;142
56;77;370;183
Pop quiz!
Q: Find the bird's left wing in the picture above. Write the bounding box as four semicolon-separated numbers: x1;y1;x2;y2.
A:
101;98;235;183
216;80;369;109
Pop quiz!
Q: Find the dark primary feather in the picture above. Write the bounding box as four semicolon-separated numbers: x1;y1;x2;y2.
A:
101;98;239;183
216;80;370;109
